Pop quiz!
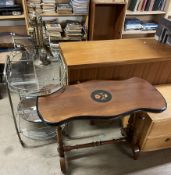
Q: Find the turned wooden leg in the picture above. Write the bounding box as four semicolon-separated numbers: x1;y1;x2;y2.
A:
57;126;67;174
90;120;96;125
124;113;140;160
132;144;140;160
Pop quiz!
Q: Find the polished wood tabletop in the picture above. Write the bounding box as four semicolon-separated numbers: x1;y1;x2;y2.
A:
59;39;171;68
38;77;166;125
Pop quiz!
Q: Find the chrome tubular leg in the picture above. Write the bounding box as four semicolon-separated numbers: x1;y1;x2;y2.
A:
7;84;24;146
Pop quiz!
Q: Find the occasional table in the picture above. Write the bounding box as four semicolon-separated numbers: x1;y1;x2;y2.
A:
37;77;166;173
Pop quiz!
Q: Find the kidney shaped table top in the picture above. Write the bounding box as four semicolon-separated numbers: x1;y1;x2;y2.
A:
37;77;166;125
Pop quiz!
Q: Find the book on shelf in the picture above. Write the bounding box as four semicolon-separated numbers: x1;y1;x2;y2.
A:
42;7;56;13
137;0;144;11
46;23;62;32
57;3;72;14
27;0;42;14
42;0;56;13
141;0;148;11
155;18;171;45
56;0;70;3
153;0;165;11
128;0;167;12
128;0;140;11
124;18;143;30
70;0;89;14
142;22;158;30
45;21;63;41
42;0;56;2
64;20;84;40
0;0;15;6
65;21;82;29
49;32;62;40
28;0;41;3
148;0;155;11
0;4;22;16
124;18;158;31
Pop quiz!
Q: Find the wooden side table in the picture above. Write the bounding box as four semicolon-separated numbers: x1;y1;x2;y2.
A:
37;77;166;174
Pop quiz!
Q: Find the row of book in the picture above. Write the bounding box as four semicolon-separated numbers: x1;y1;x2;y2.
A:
45;21;86;41
46;23;62;40
0;4;22;16
124;18;158;31
57;4;72;14
27;0;89;14
70;0;89;14
27;0;43;14
41;0;56;13
65;21;84;40
155;18;171;46
0;0;15;6
129;0;167;12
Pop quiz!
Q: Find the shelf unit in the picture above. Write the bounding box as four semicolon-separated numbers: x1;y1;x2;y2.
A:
24;0;89;42
0;0;28;35
122;0;171;38
89;0;127;40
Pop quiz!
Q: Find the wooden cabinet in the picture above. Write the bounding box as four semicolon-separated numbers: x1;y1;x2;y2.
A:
0;0;28;34
59;38;171;85
88;0;126;40
88;0;171;40
131;84;171;152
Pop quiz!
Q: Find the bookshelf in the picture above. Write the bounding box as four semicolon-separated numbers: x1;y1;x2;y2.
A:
24;0;89;42
88;0;127;40
0;0;28;35
122;0;171;38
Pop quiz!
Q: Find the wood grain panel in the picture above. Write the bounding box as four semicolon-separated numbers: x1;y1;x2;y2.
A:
130;84;171;151
148;117;171;138
38;78;166;125
143;136;171;151
88;0;126;40
68;60;171;85
60;39;171;85
60;39;171;68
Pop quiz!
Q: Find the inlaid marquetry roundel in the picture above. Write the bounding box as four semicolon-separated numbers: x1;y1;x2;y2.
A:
91;90;112;103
